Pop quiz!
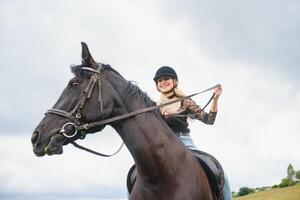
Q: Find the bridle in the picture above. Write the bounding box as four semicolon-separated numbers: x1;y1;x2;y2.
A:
46;63;219;157
47;65;104;139
47;64;119;157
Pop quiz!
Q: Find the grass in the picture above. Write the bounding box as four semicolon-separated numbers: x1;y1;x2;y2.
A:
234;183;300;200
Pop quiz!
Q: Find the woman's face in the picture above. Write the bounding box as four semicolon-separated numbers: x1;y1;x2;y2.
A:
156;76;175;94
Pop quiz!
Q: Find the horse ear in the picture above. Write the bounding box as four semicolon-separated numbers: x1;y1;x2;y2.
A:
81;42;98;69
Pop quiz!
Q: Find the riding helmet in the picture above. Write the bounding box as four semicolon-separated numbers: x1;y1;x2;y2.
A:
153;66;178;83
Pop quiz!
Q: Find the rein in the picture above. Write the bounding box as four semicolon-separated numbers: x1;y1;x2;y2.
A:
77;84;219;130
47;65;219;157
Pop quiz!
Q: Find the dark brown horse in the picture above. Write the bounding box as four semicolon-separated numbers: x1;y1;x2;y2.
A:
31;42;214;200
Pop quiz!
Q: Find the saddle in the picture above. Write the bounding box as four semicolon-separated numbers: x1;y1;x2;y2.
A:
127;150;225;200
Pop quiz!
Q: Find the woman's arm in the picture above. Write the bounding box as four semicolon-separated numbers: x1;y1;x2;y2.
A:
182;84;222;125
210;84;222;112
182;98;216;125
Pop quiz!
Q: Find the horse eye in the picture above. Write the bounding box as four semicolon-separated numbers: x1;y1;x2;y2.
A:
71;82;79;86
69;80;79;86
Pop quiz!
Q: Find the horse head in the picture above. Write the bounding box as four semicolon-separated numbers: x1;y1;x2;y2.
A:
31;42;122;156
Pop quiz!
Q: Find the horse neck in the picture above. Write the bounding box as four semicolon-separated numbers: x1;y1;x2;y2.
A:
110;81;189;179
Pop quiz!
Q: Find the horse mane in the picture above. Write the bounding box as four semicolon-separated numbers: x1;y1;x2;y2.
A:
123;81;156;107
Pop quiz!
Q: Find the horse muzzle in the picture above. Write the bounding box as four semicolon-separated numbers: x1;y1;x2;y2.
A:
31;129;66;156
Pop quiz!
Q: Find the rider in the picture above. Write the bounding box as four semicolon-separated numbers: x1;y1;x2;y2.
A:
154;66;221;149
153;66;232;200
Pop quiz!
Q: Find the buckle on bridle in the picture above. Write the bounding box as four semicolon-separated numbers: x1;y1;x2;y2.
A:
59;122;78;138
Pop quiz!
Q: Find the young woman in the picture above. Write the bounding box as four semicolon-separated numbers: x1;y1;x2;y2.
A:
153;66;232;200
154;66;221;149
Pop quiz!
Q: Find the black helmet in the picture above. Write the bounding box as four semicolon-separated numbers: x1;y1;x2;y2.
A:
153;66;178;83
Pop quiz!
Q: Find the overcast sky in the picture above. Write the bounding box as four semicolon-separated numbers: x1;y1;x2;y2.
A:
1;0;300;199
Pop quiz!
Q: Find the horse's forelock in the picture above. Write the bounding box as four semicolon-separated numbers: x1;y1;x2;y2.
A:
70;64;84;77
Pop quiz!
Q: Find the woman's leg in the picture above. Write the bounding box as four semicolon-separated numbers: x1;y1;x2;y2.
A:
179;134;197;150
223;174;232;200
180;133;232;199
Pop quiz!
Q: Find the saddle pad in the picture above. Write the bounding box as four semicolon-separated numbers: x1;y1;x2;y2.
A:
127;164;137;194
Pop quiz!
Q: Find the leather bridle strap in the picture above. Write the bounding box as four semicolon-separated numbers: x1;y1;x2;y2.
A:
47;108;76;120
77;84;220;130
71;141;124;157
167;93;215;118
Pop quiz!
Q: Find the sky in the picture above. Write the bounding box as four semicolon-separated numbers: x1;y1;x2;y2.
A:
1;0;300;199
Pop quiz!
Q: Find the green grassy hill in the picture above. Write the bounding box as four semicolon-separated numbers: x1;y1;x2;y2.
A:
234;183;300;200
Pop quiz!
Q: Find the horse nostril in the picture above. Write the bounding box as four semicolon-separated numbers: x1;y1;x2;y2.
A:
31;131;39;144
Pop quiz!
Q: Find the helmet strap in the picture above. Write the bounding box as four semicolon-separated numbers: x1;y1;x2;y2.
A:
165;90;177;99
163;89;176;98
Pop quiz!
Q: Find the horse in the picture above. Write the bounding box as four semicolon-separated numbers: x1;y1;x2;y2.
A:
31;42;217;200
